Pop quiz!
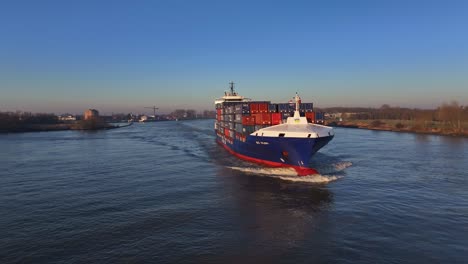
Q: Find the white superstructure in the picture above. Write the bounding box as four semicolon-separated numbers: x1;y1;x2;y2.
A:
214;82;250;105
253;93;334;138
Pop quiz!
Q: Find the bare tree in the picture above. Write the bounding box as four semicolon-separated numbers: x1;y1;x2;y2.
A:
438;101;462;132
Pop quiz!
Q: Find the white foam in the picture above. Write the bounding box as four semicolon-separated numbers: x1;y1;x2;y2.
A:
227;166;344;184
278;174;342;183
227;166;299;176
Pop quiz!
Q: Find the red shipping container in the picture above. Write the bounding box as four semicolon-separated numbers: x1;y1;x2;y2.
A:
258;103;268;113
224;128;230;137
306;112;316;123
250;103;259;114
271;113;282;125
242;116;256;126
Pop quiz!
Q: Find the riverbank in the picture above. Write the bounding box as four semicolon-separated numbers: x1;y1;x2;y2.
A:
327;120;468;137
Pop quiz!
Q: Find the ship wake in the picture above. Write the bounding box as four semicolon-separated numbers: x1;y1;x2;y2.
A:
312;161;353;174
227;161;352;184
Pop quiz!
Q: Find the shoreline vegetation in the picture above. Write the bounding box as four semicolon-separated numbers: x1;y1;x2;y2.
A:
326;120;468;137
0;109;215;133
0;112;133;133
321;101;468;138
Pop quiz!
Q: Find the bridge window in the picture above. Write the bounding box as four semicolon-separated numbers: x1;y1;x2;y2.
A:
279;133;285;137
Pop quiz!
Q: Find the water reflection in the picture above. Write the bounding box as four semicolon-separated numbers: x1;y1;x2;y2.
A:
413;133;431;143
218;167;332;261
439;135;468;149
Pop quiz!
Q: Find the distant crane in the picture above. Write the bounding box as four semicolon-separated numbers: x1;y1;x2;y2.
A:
144;106;159;117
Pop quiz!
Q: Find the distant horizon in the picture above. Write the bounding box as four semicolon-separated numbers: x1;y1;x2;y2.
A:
0;98;461;116
1;1;467;114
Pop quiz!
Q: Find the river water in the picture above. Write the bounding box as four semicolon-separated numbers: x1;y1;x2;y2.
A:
1;120;467;263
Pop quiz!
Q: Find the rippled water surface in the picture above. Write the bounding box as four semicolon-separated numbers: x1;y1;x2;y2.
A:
1;120;467;263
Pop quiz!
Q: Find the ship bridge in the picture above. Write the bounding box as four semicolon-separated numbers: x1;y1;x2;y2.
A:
214;82;250;104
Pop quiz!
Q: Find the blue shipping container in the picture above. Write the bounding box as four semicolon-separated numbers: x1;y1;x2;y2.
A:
268;104;278;113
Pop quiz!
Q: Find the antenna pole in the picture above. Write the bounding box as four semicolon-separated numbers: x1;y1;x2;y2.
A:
295;92;300;112
229;81;235;95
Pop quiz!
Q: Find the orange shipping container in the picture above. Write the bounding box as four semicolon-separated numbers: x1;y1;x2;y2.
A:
254;113;272;125
252;113;262;125
261;113;272;125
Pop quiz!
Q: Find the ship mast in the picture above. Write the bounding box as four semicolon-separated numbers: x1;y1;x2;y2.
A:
295;92;301;112
229;81;235;95
293;92;301;118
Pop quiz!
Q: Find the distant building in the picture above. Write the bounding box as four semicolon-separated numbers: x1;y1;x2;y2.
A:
84;109;99;120
58;114;76;121
139;115;148;122
324;112;342;120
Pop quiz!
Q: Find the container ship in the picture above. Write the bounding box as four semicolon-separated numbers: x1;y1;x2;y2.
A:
214;82;334;176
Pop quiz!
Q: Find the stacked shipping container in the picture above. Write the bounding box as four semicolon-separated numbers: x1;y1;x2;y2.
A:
216;100;321;140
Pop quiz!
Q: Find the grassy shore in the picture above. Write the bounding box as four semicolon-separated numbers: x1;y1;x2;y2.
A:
327;119;468;137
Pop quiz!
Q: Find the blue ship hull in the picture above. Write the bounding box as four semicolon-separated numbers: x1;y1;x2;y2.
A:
216;131;333;174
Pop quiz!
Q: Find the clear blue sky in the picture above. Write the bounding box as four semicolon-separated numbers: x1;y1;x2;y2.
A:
1;0;467;114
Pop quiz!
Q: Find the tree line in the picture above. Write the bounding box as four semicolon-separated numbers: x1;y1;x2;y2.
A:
0;112;58;131
320;101;468;133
